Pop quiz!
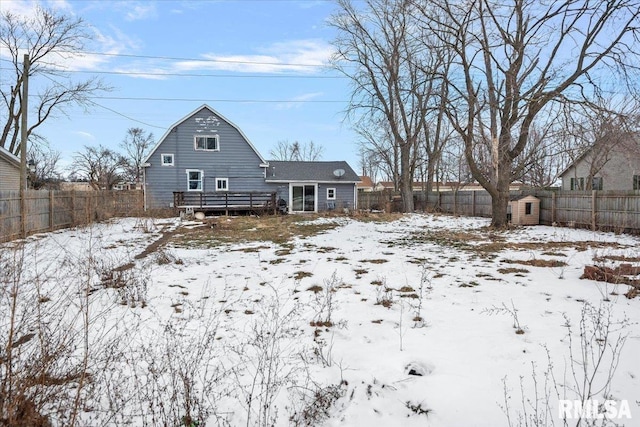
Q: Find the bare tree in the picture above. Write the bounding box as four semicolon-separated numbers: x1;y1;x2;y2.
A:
420;0;640;227
356;117;400;188
70;145;127;190
27;144;62;189
120;128;154;184
0;5;110;155
269;140;324;161
330;0;428;212
358;145;383;184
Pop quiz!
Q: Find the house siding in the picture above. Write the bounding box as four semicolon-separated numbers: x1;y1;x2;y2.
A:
319;183;356;211
0;155;20;191
145;107;270;208
561;146;640;191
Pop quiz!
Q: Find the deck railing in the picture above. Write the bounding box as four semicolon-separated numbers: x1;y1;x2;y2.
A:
173;191;277;214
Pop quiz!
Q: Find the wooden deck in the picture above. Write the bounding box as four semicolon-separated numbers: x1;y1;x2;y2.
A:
173;191;278;215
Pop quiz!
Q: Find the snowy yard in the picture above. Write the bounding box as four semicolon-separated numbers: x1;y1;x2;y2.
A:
2;213;639;426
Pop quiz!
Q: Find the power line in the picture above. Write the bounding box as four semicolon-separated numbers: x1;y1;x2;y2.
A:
86;100;166;129
90;96;347;103
42;68;344;79
65;51;329;68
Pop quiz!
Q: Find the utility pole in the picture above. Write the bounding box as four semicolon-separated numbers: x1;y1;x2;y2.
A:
20;54;29;238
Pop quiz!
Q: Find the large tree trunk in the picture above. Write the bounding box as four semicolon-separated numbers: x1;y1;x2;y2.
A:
400;143;414;212
490;166;512;228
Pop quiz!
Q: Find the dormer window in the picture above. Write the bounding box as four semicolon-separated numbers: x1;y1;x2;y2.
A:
194;135;219;151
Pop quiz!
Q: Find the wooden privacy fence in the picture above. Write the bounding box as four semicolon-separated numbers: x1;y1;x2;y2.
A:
0;190;144;242
358;190;640;233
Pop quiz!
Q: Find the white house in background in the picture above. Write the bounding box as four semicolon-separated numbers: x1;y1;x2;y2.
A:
559;136;640;191
0;146;20;191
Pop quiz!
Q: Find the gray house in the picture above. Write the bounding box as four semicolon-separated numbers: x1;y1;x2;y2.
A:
266;161;359;213
0;146;20;191
559;137;640;191
143;105;359;213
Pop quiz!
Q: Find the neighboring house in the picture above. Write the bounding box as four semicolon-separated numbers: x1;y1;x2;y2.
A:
0;146;20;191
59;181;95;191
143;105;359;213
560;137;640;191
357;176;375;192
266;161;359;213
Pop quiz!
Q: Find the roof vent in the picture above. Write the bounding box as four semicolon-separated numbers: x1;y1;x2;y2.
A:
333;169;345;178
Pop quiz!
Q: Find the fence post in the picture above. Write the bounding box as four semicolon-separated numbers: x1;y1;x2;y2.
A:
453;190;458;215
71;191;76;226
551;192;556;224
591;190;597;231
49;190;54;231
472;191;476;217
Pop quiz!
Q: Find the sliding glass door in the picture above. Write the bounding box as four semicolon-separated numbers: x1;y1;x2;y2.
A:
291;185;316;212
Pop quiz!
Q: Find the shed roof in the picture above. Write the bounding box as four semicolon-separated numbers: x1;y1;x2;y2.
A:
266;161;360;183
509;194;539;202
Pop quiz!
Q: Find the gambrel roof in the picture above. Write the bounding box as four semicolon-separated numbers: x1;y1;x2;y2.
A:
143;104;268;165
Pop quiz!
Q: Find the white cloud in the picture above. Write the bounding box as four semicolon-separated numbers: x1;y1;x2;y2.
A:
275;92;325;110
73;131;95;140
124;2;157;22
1;0;73;16
173;39;335;74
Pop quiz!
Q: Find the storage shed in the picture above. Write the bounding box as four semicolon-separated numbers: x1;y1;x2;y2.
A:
508;195;540;225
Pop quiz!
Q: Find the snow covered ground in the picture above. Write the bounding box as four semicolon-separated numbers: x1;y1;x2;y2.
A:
2;213;639;426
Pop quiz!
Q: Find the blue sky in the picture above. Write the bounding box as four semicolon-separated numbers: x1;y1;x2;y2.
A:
2;0;362;173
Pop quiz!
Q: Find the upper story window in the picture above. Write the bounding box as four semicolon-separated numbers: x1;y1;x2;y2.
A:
194;135;219;151
633;175;639;190
161;153;174;166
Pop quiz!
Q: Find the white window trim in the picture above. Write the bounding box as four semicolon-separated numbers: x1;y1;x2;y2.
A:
161;153;174;166
326;187;336;200
194;135;220;151
215;177;229;192
186;169;204;192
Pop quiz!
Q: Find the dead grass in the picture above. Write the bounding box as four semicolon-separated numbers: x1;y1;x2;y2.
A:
593;255;640;263
502;259;568;268
171;214;346;247
497;267;530;275
389;228;629;257
293;271;313;280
